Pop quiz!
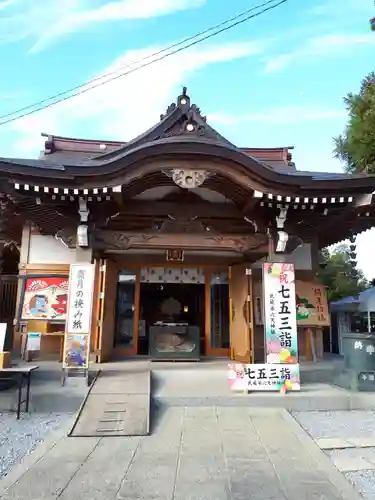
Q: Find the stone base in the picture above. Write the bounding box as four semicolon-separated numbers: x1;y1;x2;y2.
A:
0;351;11;368
334;368;375;392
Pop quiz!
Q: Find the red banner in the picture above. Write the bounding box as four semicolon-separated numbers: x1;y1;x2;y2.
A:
22;277;69;321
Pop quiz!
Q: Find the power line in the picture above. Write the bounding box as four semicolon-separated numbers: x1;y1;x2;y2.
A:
0;0;284;122
0;0;288;127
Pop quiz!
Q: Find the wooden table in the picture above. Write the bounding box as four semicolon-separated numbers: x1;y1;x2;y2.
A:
21;332;64;362
0;365;39;419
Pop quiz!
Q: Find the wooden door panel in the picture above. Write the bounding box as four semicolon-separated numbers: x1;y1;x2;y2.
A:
98;259;117;362
205;269;230;357
229;263;251;363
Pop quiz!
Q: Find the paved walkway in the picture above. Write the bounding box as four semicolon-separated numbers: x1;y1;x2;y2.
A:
0;407;361;500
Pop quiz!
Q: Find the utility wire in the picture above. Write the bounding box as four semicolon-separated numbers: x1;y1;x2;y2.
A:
0;0;284;122
0;0;288;127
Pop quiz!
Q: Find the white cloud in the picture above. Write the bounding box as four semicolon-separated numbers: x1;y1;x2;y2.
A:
356;229;375;280
0;0;14;10
264;33;375;73
309;0;373;18
0;92;23;100
208;106;345;126
0;0;206;52
330;229;375;280
3;40;263;156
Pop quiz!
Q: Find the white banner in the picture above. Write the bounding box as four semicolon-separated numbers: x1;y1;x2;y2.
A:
263;263;298;364
228;363;300;392
66;263;95;335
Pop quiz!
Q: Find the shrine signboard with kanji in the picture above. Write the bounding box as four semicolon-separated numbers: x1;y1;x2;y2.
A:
63;263;95;372
228;363;300;392
66;264;95;334
263;263;298;364
295;282;330;327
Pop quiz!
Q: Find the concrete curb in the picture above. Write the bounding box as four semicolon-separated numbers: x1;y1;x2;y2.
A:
0;414;77;497
283;411;364;500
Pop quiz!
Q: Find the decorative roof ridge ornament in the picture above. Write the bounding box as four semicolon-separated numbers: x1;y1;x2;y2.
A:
160;86;207;124
162;168;214;189
161;86;191;120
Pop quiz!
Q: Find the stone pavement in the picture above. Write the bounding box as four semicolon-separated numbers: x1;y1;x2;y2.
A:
0;407;360;500
294;411;375;499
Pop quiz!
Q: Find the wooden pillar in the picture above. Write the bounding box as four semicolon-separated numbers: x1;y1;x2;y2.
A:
305;327;317;362
132;269;141;356
90;259;101;355
13;224;32;353
305;327;312;361
204;269;212;356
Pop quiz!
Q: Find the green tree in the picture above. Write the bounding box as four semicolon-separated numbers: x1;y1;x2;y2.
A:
333;72;375;173
319;244;368;302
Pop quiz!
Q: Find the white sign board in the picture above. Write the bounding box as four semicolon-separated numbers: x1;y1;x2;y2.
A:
228;363;301;392
27;332;41;351
0;323;6;352
66;263;95;335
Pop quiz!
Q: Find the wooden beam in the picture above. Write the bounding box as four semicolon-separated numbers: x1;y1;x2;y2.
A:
94;230;269;253
241;194;261;214
117;200;243;218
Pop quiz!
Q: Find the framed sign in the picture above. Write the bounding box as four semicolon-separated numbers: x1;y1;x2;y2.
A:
296;282;330;327
20;276;69;321
63;333;89;369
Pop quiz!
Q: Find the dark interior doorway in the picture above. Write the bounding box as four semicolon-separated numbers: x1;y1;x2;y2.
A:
139;283;205;355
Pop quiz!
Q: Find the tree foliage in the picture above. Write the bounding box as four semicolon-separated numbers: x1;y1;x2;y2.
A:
333;72;375;173
319;244;367;302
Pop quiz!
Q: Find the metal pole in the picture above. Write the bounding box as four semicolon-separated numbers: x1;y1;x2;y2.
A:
368;310;371;333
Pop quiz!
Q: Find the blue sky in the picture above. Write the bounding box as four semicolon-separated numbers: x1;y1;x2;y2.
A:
0;0;374;276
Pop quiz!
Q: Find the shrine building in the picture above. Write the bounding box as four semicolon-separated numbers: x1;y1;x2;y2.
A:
1;87;375;363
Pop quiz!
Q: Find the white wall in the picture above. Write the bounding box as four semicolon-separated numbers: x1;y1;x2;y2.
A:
289;244;313;270
28;235;76;264
252;243;313;270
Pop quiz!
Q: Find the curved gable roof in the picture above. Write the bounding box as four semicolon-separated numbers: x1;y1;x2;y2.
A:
1;87;375;194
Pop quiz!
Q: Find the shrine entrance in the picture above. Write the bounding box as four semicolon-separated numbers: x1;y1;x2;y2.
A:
98;263;255;362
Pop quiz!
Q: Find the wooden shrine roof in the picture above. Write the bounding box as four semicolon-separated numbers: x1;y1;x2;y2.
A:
0;87;374;249
0;86;373;194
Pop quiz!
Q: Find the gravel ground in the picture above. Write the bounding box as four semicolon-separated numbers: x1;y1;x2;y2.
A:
346;470;375;500
0;413;71;479
292;411;375;500
292;410;375;439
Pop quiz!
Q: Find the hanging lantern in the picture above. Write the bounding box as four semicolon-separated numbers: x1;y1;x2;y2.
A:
371;17;375;31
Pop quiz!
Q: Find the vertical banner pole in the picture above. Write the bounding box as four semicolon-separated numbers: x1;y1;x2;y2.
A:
246;268;255;364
